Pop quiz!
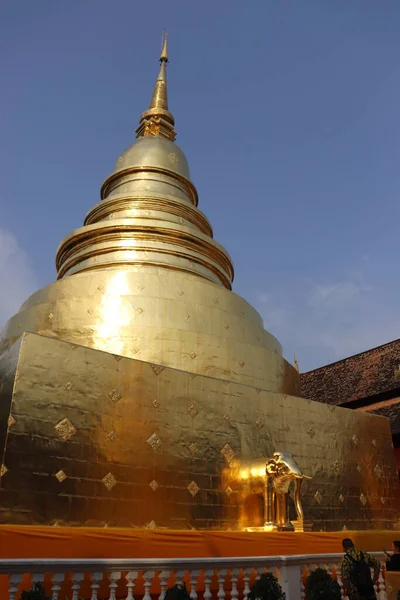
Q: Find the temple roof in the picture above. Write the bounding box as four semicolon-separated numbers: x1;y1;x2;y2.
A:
300;338;400;406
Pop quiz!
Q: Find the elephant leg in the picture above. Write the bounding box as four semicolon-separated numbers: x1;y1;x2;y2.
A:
264;478;275;528
293;478;304;520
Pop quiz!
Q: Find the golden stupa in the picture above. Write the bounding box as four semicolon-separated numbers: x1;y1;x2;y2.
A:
0;40;398;531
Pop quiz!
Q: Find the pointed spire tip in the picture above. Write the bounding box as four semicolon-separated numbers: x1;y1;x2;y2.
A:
160;31;168;62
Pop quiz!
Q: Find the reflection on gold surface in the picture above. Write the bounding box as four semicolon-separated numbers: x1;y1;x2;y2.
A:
0;332;398;530
0;42;399;532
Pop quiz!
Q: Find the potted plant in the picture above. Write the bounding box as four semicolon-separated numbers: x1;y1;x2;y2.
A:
21;583;50;600
248;572;286;600
306;568;341;600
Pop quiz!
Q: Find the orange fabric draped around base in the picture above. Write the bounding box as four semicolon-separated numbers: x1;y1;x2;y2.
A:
0;526;398;598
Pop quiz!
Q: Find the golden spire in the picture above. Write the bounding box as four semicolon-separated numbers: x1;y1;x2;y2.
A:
136;33;176;141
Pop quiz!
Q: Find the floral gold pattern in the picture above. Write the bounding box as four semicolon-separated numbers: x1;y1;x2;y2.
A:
150;364;165;376
147;432;162;452
187;403;198;418
314;491;322;504
102;473;117;491
308;427;316;439
108;388;122;404
221;443;235;464
55;418;76;441
188;481;200;497
55;470;67;483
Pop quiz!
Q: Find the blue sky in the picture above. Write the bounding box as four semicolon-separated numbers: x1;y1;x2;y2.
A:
1;1;400;372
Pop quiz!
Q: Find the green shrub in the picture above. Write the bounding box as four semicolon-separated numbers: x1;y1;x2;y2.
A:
165;584;192;600
247;572;286;600
20;583;50;600
306;568;341;600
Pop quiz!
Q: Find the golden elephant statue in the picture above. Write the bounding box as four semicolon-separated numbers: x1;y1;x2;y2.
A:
223;451;311;531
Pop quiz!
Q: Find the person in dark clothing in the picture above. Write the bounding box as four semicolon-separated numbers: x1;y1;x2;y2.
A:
341;538;380;600
384;540;400;571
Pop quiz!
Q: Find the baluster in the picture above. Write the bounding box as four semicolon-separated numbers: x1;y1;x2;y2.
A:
300;565;307;600
217;569;227;600
158;571;170;600
51;573;64;600
231;569;240;600
189;570;200;600
90;572;103;600
71;573;85;600
143;571;155;600
8;574;22;600
242;568;251;600
203;569;213;600
175;570;186;590
378;569;387;600
126;571;139;600
334;564;345;600
108;571;121;600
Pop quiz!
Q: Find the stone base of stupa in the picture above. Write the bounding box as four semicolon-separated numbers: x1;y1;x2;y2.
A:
0;332;398;531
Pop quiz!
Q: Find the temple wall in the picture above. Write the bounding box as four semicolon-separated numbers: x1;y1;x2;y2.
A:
0;332;398;530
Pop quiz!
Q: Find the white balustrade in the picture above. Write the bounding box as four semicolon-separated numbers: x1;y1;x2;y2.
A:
0;552;388;600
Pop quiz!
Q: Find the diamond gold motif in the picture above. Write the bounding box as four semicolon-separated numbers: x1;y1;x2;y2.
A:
177;289;184;296
357;464;362;473
223;322;230;329
372;439;377;447
189;372;197;379
308;427;316;439
150;364;165;376
168;152;179;164
48;313;54;320
189;442;197;453
152;398;160;409
87;307;94;315
238;360;245;368
224;413;231;423
314;491;322;504
149;480;159;492
147;432;162;452
327;405;336;413
213;298;219;304
188;481;200;497
55;418;76;441
352;434;359;447
55;470;67;483
113;355;122;362
108;388;122;404
8;415;16;427
284;425;291;433
0;464;8;477
102;473;117;491
332;460;343;475
136;308;143;314
339;494;345;503
225;486;233;497
221;443;235;464
256;417;265;429
108;431;116;441
65;381;73;392
374;464;383;479
381;496;386;505
188;404;198;418
184;314;190;320
189;352;197;359
360;493;367;506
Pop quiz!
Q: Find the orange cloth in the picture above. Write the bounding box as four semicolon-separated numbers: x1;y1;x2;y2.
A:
0;526;397;598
